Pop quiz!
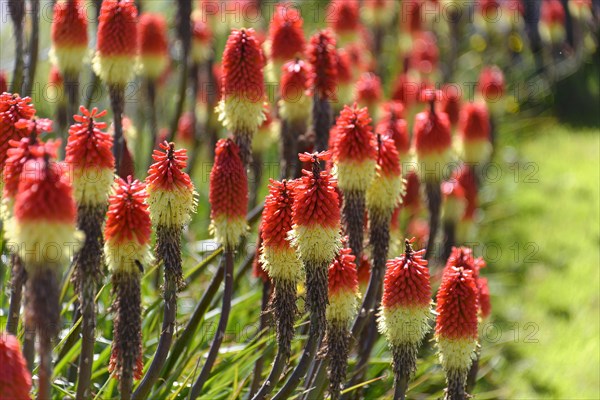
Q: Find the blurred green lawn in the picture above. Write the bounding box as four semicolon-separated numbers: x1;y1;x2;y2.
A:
477;120;600;399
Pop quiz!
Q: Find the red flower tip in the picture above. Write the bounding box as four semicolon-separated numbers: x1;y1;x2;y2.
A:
104;176;151;245
192;14;212;43
335;49;353;84
355;72;382;106
328;247;359;295
307;29;338;99
441;85;462;126
261;179;294;249
3;138;60;201
138;13;168;56
292;159;340;229
478;65;505;101
541;0;566;25
51;0;88;48
402;171;421;212
459;102;490;141
209;138;248;220
176;111;194;143
332;104;377;164
280;59;310;101
14;154;76;224
298;150;331;163
413;99;452;157
0;334;32;399
445;246;486;278
147;141;193;192
328;0;360;34
453;165;478;220
382;238;431;309
435;265;479;340
97;0;138;57
269;3;306;62
0;93;36;168
49;65;64;87
221;28;265;100
376;102;410;156
411;32;439;75
374;133;401;177
66;106;114;170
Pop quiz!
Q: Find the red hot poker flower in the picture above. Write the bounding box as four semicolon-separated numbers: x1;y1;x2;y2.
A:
50;0;88;74
445;246;489;316
260;179;302;282
0;334;32;400
328;0;360;44
355;72;382;110
412;90;452;182
379;239;431;345
146;141;197;227
376;102;410;158
307;30;338;100
138;13;169;79
327;247;359;323
332;105;377;193
269;4;306;64
435;265;479;372
0;93;36;170
453;165;478;220
478;65;505;103
218;28;266;134
290;151;341;264
459;101;491;164
279;59;311;123
191;12;212;64
3;138;59;204
441;84;462;127
66;106;114;206
94;0;138;86
209;139;248;248
367;134;404;213
104;177;151;249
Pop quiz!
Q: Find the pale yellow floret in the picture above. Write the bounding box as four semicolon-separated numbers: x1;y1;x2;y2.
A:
210;214;248;249
278;95;311;124
366;174;406;214
436;335;478;372
93;53;138;86
253;120;280;154
334;159;376;193
377;304;432;346
0;197;14;221
335;83;354;110
260;245;303;282
414;149;455;182
362;5;395;27
139;54;168;80
216;96;266;134
50;45;89;74
539;23;566;45
191;42;212;64
147;186;198;228
105;239;152;275
458;137;492;165
8;220;82;269
442;194;466;224
289;224;341;264
73;167;114;207
327;290;359;325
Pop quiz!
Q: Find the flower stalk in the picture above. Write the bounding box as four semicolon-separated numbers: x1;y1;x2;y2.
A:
105;177;152;400
133;142;197;399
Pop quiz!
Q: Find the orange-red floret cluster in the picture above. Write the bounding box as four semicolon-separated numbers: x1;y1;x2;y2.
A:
104;177;151;246
221;29;265;100
96;0;138;57
209;139;248;219
65;106;114;170
261;179;294;250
